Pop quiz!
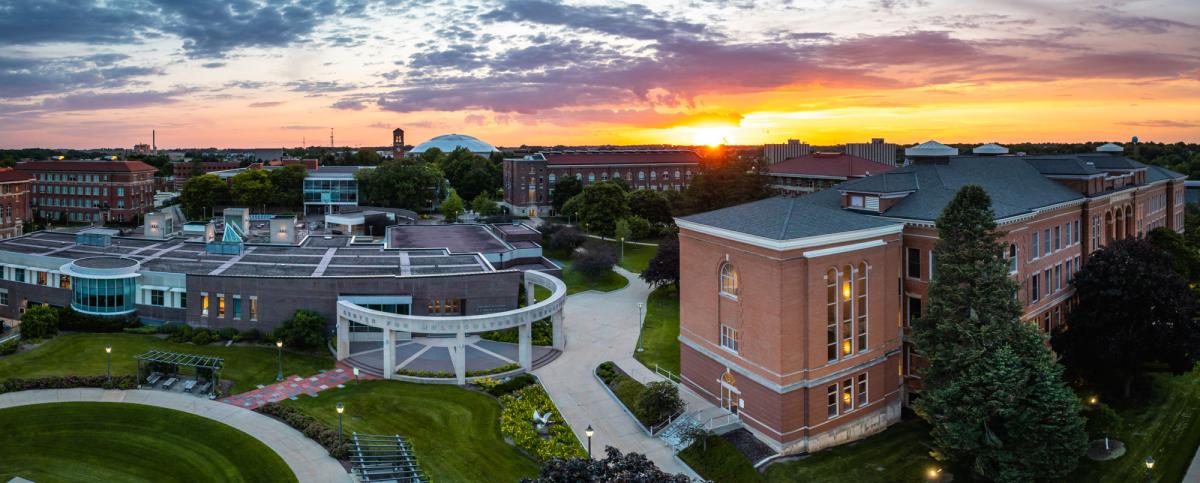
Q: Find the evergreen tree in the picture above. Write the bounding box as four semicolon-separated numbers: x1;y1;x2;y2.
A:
912;185;1086;482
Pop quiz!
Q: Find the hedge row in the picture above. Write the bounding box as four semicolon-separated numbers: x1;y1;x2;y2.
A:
255;402;349;459
0;375;138;394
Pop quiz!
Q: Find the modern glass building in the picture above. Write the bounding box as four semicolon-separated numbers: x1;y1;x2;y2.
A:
60;257;140;315
303;166;372;215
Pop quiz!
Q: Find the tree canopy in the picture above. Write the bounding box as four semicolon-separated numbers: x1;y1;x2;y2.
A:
441;188;465;221
574;181;630;236
179;174;230;218
356;159;445;211
525;446;689;483
229;169;273;209
1052;238;1199;398
641;238;680;288
676;156;771;215
627;189;673;225
268;164;306;208
912;185;1086;482
552;176;583;212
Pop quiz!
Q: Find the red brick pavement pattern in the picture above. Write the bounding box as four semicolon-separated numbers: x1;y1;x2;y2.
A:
221;361;378;410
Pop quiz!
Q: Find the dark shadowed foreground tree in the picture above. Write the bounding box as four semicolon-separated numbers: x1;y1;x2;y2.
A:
912;185;1086;482
677;156;771;215
525;446;689;483
573;241;616;280
1053;238;1199;399
641;238;679;288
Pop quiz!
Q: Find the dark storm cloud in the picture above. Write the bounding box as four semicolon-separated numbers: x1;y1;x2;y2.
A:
480;0;714;41
0;0;157;45
1092;12;1198;34
0;56;159;99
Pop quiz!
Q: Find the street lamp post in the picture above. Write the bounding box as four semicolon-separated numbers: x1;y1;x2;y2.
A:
1145;455;1155;482
105;346;112;386
336;402;345;444
353;367;360;384
585;425;594;459
275;340;284;381
636;302;645;353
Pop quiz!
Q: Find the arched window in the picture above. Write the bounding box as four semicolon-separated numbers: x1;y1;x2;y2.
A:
826;268;838;361
1008;243;1018;273
856;262;867;353
841;264;853;356
638;171;645;180
548;174;556;183
675;169;681;179
588;173;595;182
719;263;739;297
650;171;657;180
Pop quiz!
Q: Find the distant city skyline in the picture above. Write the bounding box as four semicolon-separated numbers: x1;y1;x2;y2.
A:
0;0;1198;149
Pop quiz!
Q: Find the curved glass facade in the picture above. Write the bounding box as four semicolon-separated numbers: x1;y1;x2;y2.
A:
72;277;137;315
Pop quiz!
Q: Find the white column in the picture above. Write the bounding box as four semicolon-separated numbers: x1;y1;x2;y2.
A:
551;311;565;350
454;327;467;385
336;316;350;360
381;328;395;380
519;322;532;370
524;278;535;306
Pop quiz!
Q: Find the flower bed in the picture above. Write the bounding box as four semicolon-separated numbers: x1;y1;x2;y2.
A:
256;402;349;459
0;375;137;393
499;384;586;462
397;363;521;379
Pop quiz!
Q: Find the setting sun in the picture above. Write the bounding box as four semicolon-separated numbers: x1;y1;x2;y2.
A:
690;127;735;147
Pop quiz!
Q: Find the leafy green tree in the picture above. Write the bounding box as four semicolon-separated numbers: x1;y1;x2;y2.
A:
560;195;582;221
273;310;326;349
627;189;673;225
575;181;630;236
471;192;501;217
636;381;683;424
439;147;500;202
357;159;445;210
525;446;689;483
573;241;616;280
551;176;582;212
180;174;229;218
1147;226;1200;285
641;238;679;288
913;185;1086;482
678;156;771;215
19;305;58;340
1053;239;1200;398
350;149;383;165
626;216;655;240
268;164;306;208
614;218;632;242
441;188;465;221
229;169;273;209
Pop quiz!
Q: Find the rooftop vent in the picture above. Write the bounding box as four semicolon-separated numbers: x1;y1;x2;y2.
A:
972;143;1009;155
1096;143;1124;153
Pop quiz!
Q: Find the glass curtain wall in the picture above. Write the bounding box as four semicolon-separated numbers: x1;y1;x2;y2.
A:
71;277;137;314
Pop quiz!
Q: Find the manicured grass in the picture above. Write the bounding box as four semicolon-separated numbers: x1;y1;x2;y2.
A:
0;402;295;483
559;262;629;295
283;380;540;482
0;333;334;393
679;435;764;483
1073;365;1200;483
606;240;657;273
634;285;681;375
762;418;936;482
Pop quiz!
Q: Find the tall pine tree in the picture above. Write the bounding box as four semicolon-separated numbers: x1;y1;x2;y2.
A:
912;185;1086;482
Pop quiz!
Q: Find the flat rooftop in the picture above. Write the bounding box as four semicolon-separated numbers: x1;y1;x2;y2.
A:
0;231;492;278
387;225;510;254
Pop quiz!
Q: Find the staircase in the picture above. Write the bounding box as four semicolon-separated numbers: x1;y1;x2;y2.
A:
656;412;699;450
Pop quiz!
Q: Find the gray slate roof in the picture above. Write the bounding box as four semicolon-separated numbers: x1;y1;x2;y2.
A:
677;189;899;240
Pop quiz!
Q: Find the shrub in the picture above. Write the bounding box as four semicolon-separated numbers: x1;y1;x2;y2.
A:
548;227;586;251
56;308;140;333
573;241;616;279
20;305;58;340
191;329;212;345
499;385;586;461
1084;402;1123;438
256;403;349;459
157;323;186;334
596;361;619;385
217;327;239;341
0;375;137;394
122;326;159;335
0;339;18;355
241;328;263;343
273;310;326;349
636;381;684;425
487;374;537;397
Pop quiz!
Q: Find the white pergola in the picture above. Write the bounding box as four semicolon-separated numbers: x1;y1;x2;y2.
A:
335;270;567;384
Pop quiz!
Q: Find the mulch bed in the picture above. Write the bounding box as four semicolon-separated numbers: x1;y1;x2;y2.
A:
721;428;776;464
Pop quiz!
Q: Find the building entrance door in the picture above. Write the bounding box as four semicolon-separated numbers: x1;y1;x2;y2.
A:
719;370;740;414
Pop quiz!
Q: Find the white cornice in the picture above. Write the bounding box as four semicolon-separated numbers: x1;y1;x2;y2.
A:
803;239;887;258
676;218;902;252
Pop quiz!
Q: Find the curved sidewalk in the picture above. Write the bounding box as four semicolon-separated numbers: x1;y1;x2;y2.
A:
534;266;691;475
0;388;351;483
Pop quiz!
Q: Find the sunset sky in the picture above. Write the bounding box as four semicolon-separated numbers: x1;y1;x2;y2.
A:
1;0;1198;149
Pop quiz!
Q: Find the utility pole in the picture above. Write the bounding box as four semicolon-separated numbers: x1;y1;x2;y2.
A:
330;128;334;149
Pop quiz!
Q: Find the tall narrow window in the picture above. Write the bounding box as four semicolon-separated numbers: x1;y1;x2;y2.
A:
827;384;838;419
1054;264;1062;291
857;373;868;408
217;295;225;318
720;325;739;353
719;263;739;298
1064;223;1072;247
1074;220;1080;245
907;248;921;278
1031;274;1040;302
840;265;853;356
1008;243;1018;273
856;262;867;353
826;268;838;361
233;296;242;319
1043;269;1052;296
201;293;210;316
906;296;921;327
249;297;258;321
1031;232;1040;259
1043;229;1051;254
841;378;854;413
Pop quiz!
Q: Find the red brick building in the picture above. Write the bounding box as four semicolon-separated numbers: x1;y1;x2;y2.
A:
675;142;1185;455
766;152;896;196
0;169;33;239
171;159;240;190
17;159;158;224
502;150;702;217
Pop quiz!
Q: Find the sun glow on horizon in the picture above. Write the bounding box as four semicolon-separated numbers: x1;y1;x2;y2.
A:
689;126;737;147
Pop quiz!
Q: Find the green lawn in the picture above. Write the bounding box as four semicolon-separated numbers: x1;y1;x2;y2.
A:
679;435;764;483
558;262;629;295
634;285;680;375
0;402;295;483
608;240;657;273
1074;366;1200;483
762;418;936;482
283;380;540;482
0;333;334;394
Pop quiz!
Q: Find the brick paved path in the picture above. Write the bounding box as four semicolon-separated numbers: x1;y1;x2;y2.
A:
222;361;377;410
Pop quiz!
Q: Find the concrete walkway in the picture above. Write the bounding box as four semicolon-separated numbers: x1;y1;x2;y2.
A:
222;362;372;410
535;266;706;476
1185;444;1200;482
0;388;351;483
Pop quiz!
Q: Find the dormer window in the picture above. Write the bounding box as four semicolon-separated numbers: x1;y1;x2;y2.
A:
847;194;881;211
850;195;864;208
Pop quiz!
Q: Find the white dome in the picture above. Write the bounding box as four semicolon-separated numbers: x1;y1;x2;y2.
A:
1096;142;1124;153
905;140;958;157
972;143;1009;155
408;134;498;156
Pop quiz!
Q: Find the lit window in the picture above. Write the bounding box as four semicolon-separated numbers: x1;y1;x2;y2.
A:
842;378;854;413
856;262;867;353
719;263;739;297
201;293;210;316
720;324;739;353
840;264;852;355
217;295;225;318
826;268;838;361
249;297;258;321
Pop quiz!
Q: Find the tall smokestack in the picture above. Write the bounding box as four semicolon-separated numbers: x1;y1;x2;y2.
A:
152;129;156;154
